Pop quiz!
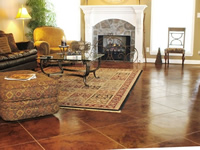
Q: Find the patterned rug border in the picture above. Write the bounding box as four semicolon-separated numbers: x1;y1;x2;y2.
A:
60;106;122;113
60;69;143;113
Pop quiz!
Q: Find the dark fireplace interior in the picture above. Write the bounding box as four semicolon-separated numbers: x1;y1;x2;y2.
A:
98;35;131;61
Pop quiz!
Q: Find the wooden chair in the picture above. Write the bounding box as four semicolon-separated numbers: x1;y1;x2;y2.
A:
164;27;185;65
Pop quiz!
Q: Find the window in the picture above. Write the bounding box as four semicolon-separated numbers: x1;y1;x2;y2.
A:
52;0;80;41
150;0;195;56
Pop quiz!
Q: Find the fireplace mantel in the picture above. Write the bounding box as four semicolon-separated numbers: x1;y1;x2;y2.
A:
80;5;147;62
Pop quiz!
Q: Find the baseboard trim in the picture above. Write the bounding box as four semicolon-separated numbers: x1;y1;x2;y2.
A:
144;58;200;64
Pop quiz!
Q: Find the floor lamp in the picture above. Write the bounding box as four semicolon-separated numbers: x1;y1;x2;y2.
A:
16;5;31;41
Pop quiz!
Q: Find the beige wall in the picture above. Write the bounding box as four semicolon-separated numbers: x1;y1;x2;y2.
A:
1;0;199;61
81;0;85;41
193;0;200;60
82;0;200;61
0;0;29;42
144;0;200;61
87;0;139;5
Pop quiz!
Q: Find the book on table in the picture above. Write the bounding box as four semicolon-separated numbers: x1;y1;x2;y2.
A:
4;74;36;81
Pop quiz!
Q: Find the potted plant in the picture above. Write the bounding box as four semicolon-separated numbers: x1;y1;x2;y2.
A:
26;0;57;40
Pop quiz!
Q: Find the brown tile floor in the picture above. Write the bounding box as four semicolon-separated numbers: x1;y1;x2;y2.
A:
1;62;200;149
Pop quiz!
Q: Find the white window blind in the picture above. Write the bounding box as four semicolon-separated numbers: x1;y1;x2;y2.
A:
52;0;80;41
150;0;195;56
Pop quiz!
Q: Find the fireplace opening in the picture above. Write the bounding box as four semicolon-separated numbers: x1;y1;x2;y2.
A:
98;35;131;61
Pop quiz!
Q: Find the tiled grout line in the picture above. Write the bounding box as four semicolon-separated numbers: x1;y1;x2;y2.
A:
18;121;46;150
148;117;200;147
184;137;200;146
185;130;200;138
0;141;43;149
80;115;200;148
144;137;200;148
143;137;183;148
34;128;103;143
79;116;200;149
151;101;190;113
78;119;127;149
78;114;146;131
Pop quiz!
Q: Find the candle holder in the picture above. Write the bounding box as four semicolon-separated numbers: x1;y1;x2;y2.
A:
61;36;67;46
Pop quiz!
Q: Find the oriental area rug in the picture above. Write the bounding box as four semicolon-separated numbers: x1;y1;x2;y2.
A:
39;67;142;112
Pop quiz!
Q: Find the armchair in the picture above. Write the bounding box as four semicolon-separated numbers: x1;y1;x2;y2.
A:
33;26;73;56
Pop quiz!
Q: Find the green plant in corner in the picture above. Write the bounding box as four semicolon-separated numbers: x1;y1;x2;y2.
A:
26;0;57;40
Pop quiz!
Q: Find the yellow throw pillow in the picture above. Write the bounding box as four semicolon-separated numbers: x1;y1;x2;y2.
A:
0;37;12;54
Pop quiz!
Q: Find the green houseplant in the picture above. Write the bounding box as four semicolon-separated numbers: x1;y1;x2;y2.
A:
26;0;57;40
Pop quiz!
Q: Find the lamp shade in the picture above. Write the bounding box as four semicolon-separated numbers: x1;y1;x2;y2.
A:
16;7;31;19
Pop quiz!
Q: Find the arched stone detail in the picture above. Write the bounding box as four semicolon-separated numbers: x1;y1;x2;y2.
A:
93;19;135;48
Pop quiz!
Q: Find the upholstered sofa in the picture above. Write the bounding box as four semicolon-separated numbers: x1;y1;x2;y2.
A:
0;30;37;71
33;26;73;56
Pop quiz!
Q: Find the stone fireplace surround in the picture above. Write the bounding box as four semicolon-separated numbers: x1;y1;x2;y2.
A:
80;5;147;62
94;19;134;61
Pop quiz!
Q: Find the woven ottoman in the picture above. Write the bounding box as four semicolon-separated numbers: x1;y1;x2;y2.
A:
0;70;59;121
